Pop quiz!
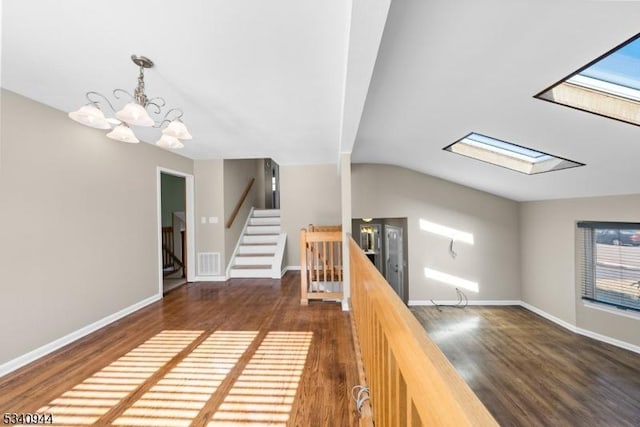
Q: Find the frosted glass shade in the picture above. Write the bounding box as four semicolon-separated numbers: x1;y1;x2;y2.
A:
162;120;192;140
106;124;140;143
116;103;154;127
156;134;184;149
68;105;111;129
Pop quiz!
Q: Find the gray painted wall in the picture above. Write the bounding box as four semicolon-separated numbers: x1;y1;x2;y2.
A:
520;194;640;347
0;90;193;365
351;164;521;302
280;164;342;267
223;159;262;267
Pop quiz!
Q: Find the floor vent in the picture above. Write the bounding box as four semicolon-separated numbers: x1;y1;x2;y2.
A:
197;252;220;276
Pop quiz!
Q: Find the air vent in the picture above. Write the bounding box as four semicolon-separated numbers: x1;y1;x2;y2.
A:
197;252;220;276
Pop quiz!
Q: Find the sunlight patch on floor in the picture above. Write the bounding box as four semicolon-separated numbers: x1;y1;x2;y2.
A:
35;330;202;425
208;331;313;427
112;331;258;427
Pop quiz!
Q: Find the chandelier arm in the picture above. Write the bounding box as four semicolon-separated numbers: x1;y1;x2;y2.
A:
113;88;134;101
146;101;164;116
155;108;185;128
85;91;117;115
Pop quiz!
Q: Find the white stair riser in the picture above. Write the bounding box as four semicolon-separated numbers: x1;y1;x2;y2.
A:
246;225;280;234
238;245;277;254
229;268;273;278
235;256;274;266
252;209;281;217
249;217;281;226
243;235;279;244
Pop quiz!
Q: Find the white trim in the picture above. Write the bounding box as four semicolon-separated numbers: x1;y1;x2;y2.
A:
0;294;160;378
285;265;301;272
271;233;287;279
582;300;640;321
157;167;196;296
575;326;640;354
225;207;255;278
408;300;521;306
193;275;228;282
519;301;577;332
410;299;640;354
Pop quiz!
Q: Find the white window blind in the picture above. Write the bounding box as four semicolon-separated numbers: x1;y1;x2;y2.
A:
577;221;640;313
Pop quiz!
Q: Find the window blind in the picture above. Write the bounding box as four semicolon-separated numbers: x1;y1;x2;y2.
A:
578;222;640;313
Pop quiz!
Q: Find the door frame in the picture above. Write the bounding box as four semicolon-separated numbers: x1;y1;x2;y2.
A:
156;167;196;296
384;224;404;302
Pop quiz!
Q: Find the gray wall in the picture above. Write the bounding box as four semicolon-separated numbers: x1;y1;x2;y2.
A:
351;164;521;302
0;89;193;366
223;159;262;267
160;173;185;227
520;194;640;347
280;164;342;267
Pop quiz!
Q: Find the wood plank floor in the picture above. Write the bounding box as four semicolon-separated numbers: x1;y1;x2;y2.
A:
411;305;640;427
0;272;359;426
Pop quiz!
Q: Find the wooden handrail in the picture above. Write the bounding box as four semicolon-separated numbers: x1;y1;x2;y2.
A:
349;238;498;426
300;227;343;305
225;178;255;229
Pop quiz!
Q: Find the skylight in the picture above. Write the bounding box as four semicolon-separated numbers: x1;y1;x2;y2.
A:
536;33;640;125
444;133;584;175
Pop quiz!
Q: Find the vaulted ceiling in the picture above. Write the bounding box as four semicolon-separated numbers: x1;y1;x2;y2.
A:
3;0;640;201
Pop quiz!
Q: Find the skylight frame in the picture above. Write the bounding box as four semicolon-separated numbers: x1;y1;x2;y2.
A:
534;32;640;127
443;132;585;175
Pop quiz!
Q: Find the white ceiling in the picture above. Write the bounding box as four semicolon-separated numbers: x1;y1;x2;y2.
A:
3;0;640;201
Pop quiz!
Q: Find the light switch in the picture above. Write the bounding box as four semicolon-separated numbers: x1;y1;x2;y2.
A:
201;216;207;224
209;217;218;224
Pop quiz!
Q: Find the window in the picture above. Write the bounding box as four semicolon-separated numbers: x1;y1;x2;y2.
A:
577;221;640;312
536;33;640;126
443;133;584;174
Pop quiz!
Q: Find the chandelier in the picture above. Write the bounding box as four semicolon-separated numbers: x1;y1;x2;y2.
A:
68;55;192;149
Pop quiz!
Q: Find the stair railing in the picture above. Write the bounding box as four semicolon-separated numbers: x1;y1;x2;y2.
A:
226;177;256;229
161;226;185;277
300;225;343;305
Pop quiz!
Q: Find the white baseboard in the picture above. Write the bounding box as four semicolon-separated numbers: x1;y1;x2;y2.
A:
519;301;578;333
193;275;228;282
575;326;640;354
285;265;301;272
520;301;640;354
410;298;639;354
409;300;521;306
0;294;161;378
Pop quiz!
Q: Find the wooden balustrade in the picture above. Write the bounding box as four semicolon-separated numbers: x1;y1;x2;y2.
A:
161;226;185;278
349;238;498;426
299;226;343;305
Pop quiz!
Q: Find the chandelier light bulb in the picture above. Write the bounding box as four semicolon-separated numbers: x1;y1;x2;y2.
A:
106;123;140;143
116;103;154;127
162;120;193;140
156;134;184;149
68;105;111;129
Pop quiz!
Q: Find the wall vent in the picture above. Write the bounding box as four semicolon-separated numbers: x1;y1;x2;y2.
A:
197;252;220;276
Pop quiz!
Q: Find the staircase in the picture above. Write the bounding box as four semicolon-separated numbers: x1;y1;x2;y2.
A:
228;209;286;279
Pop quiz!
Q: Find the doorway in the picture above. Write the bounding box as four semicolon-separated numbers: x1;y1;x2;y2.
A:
385;224;405;302
352;217;409;304
157;167;195;296
264;159;280;209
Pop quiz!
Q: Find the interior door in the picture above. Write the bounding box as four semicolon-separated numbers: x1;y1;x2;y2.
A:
384;225;404;301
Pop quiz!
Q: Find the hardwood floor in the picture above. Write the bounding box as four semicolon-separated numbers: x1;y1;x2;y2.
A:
411;305;640;427
0;272;359;426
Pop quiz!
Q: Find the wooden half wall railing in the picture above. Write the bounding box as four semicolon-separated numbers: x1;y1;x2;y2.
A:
349;238;498;427
226;177;255;229
300;226;343;305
